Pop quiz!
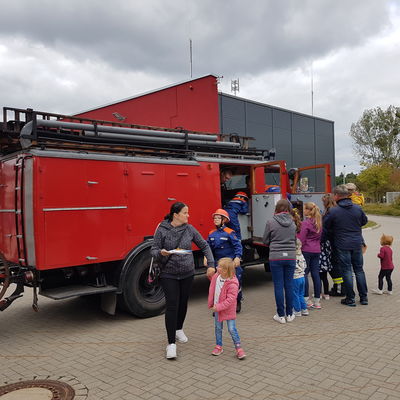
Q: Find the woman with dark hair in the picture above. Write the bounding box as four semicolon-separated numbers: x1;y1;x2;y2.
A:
151;202;214;359
263;199;297;324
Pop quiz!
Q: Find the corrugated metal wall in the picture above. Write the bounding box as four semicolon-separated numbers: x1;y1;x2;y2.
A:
219;93;335;191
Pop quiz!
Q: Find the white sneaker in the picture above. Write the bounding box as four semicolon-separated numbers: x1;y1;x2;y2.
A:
286;314;295;322
166;344;177;359
372;289;383;295
305;297;313;308
176;329;188;343
387;291;393;295
273;314;286;324
294;311;302;317
301;309;309;316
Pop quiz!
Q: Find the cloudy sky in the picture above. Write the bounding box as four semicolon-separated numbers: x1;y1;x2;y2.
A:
1;0;399;174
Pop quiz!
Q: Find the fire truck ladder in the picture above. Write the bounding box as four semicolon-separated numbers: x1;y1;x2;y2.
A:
14;155;27;266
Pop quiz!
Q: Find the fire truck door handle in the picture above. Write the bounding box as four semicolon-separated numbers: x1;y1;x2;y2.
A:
167;198;176;201
86;256;98;260
88;181;99;185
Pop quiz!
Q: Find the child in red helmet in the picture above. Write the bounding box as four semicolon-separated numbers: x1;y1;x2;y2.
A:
207;209;243;312
224;192;249;241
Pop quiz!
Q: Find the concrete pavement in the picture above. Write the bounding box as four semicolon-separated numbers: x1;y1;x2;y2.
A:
1;214;400;400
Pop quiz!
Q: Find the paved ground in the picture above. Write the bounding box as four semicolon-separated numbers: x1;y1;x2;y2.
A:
1;214;400;400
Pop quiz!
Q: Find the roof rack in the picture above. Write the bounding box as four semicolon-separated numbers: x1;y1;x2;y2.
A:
1;107;273;161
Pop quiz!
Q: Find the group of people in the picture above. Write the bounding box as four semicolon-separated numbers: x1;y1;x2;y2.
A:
264;183;395;324
150;182;395;360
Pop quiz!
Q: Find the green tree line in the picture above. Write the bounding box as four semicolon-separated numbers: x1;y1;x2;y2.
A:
345;105;400;202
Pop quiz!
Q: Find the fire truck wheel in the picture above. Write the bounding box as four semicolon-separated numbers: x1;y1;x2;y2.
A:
121;250;165;318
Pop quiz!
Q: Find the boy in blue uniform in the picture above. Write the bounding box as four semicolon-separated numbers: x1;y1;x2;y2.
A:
224;192;249;240
207;209;244;312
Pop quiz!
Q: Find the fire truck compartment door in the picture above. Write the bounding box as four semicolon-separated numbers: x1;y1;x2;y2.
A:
238;213;250;240
0;159;18;262
251;193;281;240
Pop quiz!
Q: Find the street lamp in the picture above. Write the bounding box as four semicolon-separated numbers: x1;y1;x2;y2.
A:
343;165;346;184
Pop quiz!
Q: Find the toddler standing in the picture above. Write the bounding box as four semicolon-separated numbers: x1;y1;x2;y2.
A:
293;239;309;316
208;257;246;359
372;234;394;295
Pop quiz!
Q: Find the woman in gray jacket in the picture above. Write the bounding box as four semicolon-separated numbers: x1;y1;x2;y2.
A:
151;202;214;359
263;199;297;324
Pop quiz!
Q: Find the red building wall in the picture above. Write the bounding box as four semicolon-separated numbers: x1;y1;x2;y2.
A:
75;75;220;134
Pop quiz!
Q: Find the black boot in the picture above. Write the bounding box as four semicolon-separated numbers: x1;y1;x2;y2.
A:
329;284;340;297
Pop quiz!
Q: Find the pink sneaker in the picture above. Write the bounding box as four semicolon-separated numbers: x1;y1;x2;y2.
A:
212;345;223;356
236;347;246;360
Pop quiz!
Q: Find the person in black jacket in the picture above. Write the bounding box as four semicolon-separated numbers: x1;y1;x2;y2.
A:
151;202;214;359
323;185;368;307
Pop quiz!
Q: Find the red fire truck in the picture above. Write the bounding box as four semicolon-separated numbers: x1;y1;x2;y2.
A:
0;107;331;317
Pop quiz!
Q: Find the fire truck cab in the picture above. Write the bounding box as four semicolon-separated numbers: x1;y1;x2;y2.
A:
0;107;331;317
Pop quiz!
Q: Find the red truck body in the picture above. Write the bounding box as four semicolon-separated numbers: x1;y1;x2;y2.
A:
1;154;223;270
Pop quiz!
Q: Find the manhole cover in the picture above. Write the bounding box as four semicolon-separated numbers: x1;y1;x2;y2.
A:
0;378;87;400
1;387;53;400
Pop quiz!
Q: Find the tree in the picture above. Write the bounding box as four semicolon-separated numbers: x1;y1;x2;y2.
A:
349;105;400;167
335;172;357;186
356;163;393;202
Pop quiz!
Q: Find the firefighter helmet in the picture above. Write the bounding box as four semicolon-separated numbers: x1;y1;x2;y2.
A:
212;209;230;222
235;191;248;199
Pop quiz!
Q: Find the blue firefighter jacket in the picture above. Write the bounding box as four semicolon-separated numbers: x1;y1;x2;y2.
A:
207;225;243;263
224;198;249;240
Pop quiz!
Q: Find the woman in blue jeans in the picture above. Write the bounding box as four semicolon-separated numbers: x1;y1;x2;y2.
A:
298;202;322;309
263;199;297;324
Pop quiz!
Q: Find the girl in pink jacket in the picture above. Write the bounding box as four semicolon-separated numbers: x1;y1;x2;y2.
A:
208;257;246;359
372;234;395;295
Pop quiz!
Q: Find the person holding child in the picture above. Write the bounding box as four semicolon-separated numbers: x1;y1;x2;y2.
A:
208;257;246;359
372;234;395;295
263;199;297;324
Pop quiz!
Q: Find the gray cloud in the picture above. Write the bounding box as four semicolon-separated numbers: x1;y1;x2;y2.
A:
1;0;399;174
0;0;391;77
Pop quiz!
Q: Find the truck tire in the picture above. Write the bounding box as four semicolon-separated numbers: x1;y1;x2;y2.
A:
121;249;165;318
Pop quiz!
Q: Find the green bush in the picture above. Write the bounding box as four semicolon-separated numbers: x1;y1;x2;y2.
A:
363;203;400;216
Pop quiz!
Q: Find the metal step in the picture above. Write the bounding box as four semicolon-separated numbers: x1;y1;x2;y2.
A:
40;284;118;300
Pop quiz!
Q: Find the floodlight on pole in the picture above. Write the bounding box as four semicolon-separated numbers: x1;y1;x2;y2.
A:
231;79;239;96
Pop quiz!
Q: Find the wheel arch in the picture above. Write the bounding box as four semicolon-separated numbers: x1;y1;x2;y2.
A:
118;239;153;292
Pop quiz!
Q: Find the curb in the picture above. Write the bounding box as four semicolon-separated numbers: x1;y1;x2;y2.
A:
363;223;381;231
